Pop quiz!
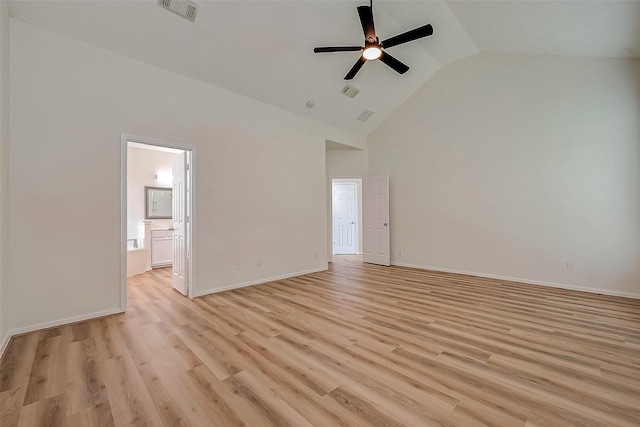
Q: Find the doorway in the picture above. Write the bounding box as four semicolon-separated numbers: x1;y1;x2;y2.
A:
120;134;195;309
331;178;362;257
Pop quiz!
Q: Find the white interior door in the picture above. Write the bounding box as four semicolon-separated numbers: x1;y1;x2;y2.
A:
363;175;390;266
333;182;357;255
172;152;187;295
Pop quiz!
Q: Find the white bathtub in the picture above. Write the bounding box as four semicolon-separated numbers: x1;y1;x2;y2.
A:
127;247;148;277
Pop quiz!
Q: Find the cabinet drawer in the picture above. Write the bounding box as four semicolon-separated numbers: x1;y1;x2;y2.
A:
151;229;172;238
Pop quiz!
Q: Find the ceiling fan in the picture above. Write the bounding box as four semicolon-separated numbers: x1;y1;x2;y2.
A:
314;0;433;80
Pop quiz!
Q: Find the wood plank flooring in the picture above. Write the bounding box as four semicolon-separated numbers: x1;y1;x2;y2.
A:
1;256;639;426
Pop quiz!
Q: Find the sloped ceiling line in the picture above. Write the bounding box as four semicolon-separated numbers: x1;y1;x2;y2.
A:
7;0;640;137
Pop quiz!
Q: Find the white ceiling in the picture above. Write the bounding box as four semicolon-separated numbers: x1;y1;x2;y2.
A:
8;0;640;137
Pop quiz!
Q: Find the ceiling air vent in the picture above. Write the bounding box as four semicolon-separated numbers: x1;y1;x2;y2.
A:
158;0;198;23
357;108;375;122
340;84;360;99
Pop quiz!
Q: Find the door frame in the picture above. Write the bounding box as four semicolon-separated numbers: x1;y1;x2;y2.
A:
328;177;362;262
120;134;196;310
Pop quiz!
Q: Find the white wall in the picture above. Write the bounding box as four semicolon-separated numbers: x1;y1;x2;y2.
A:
0;0;10;351
326;148;369;178
368;53;640;297
127;146;177;236
9;18;361;331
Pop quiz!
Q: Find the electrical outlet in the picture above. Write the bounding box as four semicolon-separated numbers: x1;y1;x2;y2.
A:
566;262;574;271
315;252;319;259
257;259;262;268
399;250;403;257
235;262;241;270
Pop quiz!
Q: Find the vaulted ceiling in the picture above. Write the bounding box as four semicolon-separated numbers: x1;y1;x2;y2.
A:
9;0;640;136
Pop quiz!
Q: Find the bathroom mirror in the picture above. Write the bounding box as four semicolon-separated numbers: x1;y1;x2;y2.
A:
145;186;172;219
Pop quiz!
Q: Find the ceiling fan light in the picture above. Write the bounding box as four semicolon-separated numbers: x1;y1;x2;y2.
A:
363;46;382;60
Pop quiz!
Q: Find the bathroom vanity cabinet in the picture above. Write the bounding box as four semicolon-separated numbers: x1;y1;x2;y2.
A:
151;229;173;268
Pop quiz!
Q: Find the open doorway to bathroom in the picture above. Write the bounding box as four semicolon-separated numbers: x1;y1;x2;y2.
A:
121;135;195;309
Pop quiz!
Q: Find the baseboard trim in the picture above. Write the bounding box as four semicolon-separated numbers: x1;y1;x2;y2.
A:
9;307;125;338
391;262;640;300
194;267;328;297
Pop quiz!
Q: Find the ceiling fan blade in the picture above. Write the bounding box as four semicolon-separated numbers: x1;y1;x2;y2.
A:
379;52;409;74
357;6;377;43
345;56;367;80
314;46;363;53
381;24;433;49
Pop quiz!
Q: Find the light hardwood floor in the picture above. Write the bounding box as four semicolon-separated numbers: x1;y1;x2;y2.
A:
1;256;639;426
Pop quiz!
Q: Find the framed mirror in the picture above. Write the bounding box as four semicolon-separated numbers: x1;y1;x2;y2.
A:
145;186;172;219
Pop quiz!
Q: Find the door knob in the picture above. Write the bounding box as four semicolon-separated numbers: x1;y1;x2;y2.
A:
384;223;388;226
